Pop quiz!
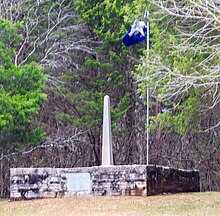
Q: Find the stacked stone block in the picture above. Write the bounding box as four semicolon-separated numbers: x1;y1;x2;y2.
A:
10;165;199;200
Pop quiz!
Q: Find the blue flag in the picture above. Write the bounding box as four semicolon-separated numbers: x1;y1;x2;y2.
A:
122;20;147;47
122;27;147;47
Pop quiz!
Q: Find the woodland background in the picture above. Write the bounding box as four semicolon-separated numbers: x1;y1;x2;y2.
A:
0;0;219;197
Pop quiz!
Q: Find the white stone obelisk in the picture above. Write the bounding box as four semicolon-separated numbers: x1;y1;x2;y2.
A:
102;95;113;166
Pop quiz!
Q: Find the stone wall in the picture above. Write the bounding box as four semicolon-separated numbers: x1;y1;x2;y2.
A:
10;165;200;199
147;165;200;195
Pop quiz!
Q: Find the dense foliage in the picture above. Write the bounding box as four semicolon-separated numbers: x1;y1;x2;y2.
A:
0;19;46;150
0;0;219;196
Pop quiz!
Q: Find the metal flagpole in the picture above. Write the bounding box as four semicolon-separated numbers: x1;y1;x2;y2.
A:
145;10;150;165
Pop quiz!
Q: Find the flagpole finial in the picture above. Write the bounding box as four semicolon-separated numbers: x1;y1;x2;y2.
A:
144;10;149;18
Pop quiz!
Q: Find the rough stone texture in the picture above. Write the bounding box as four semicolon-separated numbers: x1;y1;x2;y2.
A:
10;165;199;200
91;165;147;196
147;165;200;195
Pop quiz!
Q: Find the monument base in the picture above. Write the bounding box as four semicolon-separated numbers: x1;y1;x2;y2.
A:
10;165;200;200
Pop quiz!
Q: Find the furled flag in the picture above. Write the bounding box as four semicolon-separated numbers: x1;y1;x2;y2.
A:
122;19;147;47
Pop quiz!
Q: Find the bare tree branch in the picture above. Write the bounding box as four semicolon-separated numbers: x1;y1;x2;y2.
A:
138;0;220;123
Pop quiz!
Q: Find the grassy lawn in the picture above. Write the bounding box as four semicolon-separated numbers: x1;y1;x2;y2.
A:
0;192;220;216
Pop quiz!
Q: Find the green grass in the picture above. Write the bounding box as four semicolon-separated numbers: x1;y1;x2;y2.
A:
0;192;220;216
